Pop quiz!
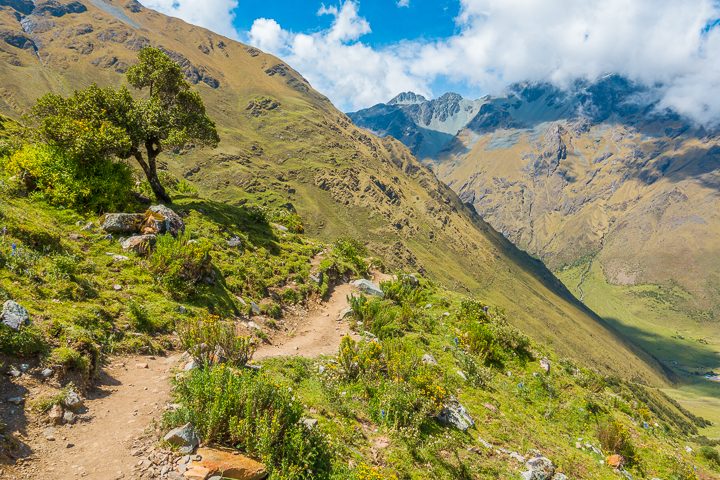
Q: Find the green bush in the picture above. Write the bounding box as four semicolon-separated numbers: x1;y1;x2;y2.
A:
0;324;48;356
3;143;132;212
150;233;214;298
47;346;89;374
324;238;368;277
700;446;720;466
167;365;332;479
597;419;636;464
177;315;255;367
369;381;433;431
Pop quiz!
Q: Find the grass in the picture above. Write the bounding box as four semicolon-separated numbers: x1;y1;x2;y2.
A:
557;260;720;439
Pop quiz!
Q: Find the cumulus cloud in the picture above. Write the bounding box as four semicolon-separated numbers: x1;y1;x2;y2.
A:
142;0;720;123
249;1;431;110
140;0;240;39
245;0;720;123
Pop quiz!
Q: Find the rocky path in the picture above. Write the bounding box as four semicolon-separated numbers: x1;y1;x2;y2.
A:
19;355;180;480
13;273;390;479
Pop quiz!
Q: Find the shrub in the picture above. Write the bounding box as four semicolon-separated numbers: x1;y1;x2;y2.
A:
349;295;404;339
337;336;383;380
368;381;433;431
3;143;132;212
150;233;213;298
597;419;636;464
167;365;332;479
0;324;48;356
700;446;720;466
455;350;493;388
328;238;368;276
47;346;89;375
177;315;255;367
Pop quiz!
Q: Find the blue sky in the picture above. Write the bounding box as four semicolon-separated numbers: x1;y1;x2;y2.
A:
233;1;460;48
141;0;720;124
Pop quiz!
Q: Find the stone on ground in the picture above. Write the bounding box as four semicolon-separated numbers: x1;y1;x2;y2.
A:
101;213;144;234
145;205;185;237
351;279;384;297
189;447;267;480
121;234;157;255
521;456;555;480
436;397;474;431
1;300;29;330
164;423;200;454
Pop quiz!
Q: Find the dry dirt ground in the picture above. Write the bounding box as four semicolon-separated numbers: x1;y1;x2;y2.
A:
2;275;388;479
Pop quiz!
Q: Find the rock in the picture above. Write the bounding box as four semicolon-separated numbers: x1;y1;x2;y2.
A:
540;358;551;373
521;456;555;480
271;223;289;232
136;362;149;369
227;236;243;248
351;279;384;297
101;213;144;234
606;454;624;468
106;253;130;262
43;427;57;441
120;234;157;255
48;404;64;425
145;205;185;237
510;452;526;463
63;390;84;412
41;368;53;379
1;300;29;330
63;411;76;425
250;302;261;315
7;396;23;405
7;365;21;377
183;465;211;480
19;363;29;372
113;284;123;291
436;397;474;431
302;418;318;430
338;307;353;320
164;423;200;454
184;359;198;372
421;354;437;365
190;447;267;480
553;474;568;480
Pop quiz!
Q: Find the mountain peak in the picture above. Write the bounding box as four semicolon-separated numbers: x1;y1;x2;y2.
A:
388;91;427;105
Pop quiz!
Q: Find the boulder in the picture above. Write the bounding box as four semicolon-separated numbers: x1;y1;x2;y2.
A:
521;456;555;480
421;354;438;365
164;423;200;454
63;390;84;412
1;300;29;330
121;234;157;255
184;465;211;480
351;279;384;297
190;447;267;480
144;205;185;237
540;358;551;373
101;213;144;234
436;397;474;431
48;404;64;425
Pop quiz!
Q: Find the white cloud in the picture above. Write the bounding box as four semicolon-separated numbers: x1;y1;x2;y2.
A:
140;0;240;39
143;0;720;124
397;0;410;7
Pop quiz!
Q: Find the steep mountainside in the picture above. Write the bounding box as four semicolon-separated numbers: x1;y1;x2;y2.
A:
0;0;670;383
349;91;483;159
352;77;720;402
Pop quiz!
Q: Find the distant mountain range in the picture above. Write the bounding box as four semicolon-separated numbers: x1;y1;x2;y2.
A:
349;77;720;391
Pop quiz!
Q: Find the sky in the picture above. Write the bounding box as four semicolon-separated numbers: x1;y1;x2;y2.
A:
140;0;720;125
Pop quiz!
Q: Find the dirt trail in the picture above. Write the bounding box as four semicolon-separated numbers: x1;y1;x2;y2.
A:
17;272;389;478
22;355;179;480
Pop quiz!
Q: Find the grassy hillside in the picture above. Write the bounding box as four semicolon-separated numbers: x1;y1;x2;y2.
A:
0;0;669;383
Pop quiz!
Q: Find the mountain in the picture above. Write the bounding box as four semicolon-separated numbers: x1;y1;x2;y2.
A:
348;91;484;159
351;77;720;424
0;0;671;384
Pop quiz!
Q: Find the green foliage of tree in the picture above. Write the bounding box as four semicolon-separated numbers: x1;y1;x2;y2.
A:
31;47;219;204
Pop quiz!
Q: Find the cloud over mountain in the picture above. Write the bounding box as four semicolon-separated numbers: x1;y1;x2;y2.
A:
142;0;720;124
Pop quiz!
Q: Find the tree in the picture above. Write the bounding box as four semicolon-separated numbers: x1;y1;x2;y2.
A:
125;47;219;202
32;47;219;203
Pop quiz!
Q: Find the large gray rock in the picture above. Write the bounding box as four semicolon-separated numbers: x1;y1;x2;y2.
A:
163;423;200;454
436;397;474;431
120;234;157;255
63;390;84;412
1;300;29;330
351;279;384;297
101;213;144;234
521;456;556;480
144;205;185;237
